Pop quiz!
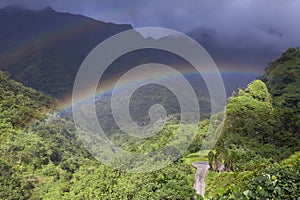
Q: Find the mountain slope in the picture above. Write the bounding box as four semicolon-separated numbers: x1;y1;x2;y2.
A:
0;5;132;97
261;48;300;150
209;49;300;172
0;70;52;131
261;47;300;108
0;68;197;199
0;6;260;100
205;48;300;199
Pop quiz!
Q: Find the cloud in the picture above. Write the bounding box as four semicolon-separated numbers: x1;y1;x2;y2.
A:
1;0;299;72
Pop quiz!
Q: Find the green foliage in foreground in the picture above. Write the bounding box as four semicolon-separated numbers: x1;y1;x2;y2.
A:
207;154;300;200
0;117;197;199
0;71;201;199
205;171;254;198
65;161;194;200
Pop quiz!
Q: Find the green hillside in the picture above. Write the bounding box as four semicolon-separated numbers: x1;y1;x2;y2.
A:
0;71;52;141
0;70;201;199
262;48;300;151
0;48;299;199
205;48;300;199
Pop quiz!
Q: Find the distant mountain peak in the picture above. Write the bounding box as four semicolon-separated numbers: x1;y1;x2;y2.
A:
1;4;27;12
40;6;55;12
0;5;56;13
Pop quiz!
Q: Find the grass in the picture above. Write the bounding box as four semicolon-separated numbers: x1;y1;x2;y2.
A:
181;150;210;166
205;171;253;198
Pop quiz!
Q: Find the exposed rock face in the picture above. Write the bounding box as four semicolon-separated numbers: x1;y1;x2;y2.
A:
192;162;210;198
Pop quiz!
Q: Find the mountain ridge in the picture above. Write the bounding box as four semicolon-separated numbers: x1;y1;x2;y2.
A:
0;6;259;99
0;5;133;97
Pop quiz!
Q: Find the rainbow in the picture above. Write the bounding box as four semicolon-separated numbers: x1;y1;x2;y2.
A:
0;8;263;117
57;67;262;117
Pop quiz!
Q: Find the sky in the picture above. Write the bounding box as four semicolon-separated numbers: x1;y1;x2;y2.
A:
0;0;299;73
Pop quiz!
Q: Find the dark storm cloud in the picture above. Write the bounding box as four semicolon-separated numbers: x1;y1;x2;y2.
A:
1;0;299;72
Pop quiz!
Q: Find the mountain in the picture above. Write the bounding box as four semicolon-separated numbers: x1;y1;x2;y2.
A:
205;48;300;199
209;48;300;172
0;5;132;97
0;6;259;99
0;6;211;123
261;48;300;108
261;48;300;150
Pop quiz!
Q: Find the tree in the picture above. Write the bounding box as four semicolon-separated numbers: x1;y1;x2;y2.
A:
225;80;273;142
209;80;275;171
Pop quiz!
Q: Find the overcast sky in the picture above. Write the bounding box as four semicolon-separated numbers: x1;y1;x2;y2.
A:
1;0;299;73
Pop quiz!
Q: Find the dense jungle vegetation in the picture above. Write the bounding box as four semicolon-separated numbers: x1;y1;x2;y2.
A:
0;48;299;199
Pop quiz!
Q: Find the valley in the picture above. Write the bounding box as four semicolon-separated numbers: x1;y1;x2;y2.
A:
0;4;299;200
